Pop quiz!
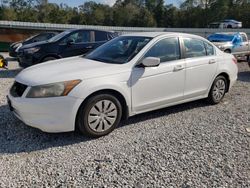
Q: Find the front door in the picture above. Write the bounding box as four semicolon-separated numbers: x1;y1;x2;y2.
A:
131;37;185;113
59;30;93;57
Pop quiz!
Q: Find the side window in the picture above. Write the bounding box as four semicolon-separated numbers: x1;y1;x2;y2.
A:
48;33;55;39
62;31;90;44
144;38;180;62
240;34;247;42
183;38;206;58
95;31;107;42
204;42;215;56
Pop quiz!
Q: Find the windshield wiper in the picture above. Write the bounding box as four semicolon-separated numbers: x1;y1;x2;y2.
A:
87;57;120;64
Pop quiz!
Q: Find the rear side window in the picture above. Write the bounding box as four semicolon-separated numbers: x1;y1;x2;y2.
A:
204;42;215;56
144;38;180;62
95;31;108;42
183;38;206;58
107;33;118;40
240;34;247;42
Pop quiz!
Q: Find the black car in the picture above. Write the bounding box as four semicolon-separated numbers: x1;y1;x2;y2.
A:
9;32;58;57
17;29;118;68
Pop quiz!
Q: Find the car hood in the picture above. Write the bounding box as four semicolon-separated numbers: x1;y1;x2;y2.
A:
16;56;129;86
20;40;49;49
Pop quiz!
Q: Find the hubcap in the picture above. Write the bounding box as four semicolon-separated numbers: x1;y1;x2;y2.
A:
88;100;118;132
212;79;226;101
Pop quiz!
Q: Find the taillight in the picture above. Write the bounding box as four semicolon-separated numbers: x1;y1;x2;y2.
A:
232;57;237;64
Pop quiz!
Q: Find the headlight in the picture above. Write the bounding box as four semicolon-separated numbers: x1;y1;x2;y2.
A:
13;43;21;48
24;47;40;54
26;80;81;98
15;44;23;52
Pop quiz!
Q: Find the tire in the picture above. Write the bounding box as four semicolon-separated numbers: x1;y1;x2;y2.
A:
42;56;57;62
207;76;227;105
76;93;122;137
227;25;232;28
224;49;231;54
246;55;250;62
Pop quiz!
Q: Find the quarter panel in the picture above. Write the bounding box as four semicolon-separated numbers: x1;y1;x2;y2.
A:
68;71;132;115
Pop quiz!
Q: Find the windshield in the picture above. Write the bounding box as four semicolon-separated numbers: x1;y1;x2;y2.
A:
85;36;152;64
207;34;235;42
24;34;38;42
48;30;70;42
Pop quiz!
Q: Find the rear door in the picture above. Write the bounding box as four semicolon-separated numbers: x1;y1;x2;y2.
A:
239;33;249;53
132;37;186;112
182;37;218;99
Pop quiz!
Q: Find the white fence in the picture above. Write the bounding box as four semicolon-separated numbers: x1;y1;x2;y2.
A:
0;20;250;38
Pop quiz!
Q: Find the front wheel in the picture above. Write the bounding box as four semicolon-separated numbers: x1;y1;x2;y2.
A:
207;76;227;104
224;49;231;54
42;56;57;62
76;94;122;137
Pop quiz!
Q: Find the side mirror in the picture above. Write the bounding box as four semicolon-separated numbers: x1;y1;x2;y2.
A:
67;39;74;45
141;57;160;67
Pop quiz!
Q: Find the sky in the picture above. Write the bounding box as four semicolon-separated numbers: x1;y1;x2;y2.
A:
49;0;182;7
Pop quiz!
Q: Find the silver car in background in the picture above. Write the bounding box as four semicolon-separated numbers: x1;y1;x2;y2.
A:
208;32;250;60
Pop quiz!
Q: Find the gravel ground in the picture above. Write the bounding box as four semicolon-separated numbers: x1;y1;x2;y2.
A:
0;55;249;187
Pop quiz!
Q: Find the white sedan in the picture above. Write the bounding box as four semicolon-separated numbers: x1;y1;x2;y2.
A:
7;32;238;137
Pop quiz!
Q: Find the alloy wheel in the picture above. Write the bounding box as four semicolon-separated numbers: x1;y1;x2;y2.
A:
87;100;118;132
212;79;226;101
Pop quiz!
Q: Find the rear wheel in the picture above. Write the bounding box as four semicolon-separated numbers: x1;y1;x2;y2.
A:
207;76;227;104
76;94;122;137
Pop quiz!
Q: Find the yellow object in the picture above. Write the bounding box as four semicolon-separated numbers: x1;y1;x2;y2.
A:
0;59;4;68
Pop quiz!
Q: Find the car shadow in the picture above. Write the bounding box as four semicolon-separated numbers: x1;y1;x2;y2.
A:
0;99;208;154
5;57;17;61
238;71;250;82
0;68;22;78
0;104;90;154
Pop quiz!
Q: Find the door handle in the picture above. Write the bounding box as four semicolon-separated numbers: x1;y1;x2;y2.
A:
209;59;216;64
174;65;184;71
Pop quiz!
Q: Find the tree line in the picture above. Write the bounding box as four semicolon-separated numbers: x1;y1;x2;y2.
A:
0;0;250;28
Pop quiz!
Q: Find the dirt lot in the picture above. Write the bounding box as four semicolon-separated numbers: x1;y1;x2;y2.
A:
0;54;249;187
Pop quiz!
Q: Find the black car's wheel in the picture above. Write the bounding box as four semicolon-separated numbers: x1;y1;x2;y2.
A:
224;49;231;54
207;76;227;104
76;93;122;137
246;55;250;62
43;56;57;62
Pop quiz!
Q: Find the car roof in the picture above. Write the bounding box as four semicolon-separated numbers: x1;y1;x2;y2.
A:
66;28;115;33
223;19;241;23
122;32;205;39
214;32;245;35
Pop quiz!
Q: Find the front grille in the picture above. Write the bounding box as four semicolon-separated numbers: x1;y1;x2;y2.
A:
10;82;28;97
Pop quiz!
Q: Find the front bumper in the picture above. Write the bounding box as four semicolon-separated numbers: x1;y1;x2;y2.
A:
9;48;17;57
7;93;83;133
17;52;40;68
